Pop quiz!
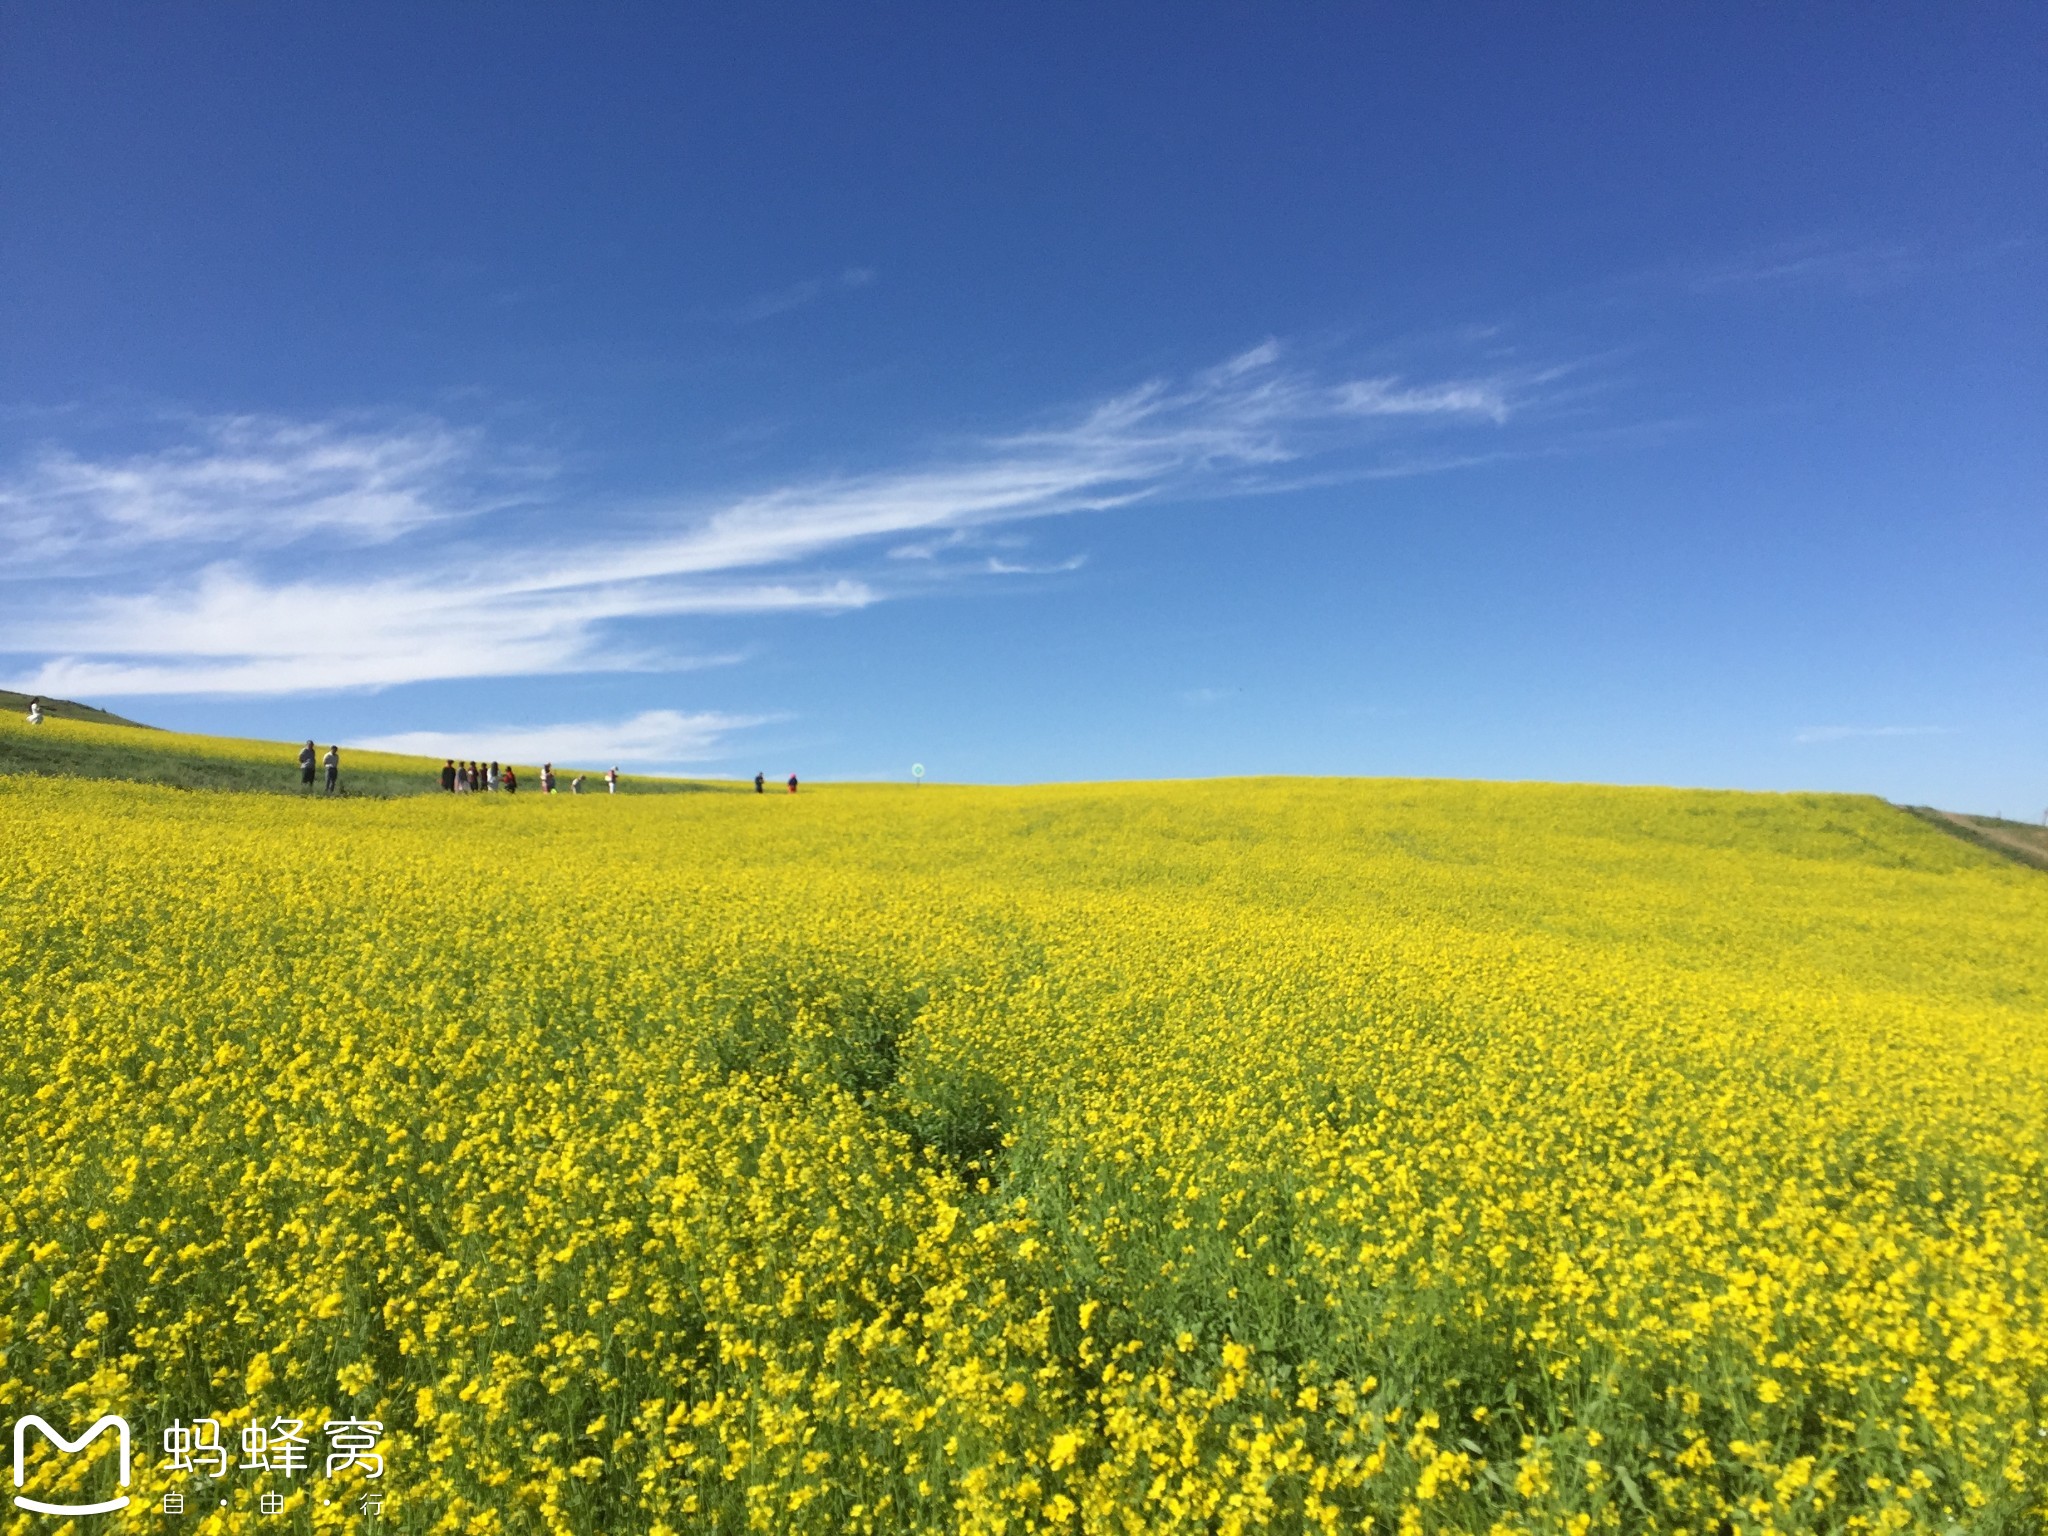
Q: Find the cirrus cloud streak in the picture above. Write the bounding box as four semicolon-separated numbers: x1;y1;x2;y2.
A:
2;341;1549;697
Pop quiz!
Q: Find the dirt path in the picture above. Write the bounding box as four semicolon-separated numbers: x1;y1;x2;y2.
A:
1905;806;2048;873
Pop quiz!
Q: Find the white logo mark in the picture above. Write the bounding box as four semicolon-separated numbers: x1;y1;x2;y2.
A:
12;1414;132;1516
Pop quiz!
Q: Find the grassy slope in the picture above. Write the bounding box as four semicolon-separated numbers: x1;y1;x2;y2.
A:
1902;806;2048;873
1;697;2036;871
0;687;153;729
0;708;721;798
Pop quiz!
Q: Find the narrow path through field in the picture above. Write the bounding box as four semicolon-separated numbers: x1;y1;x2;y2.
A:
1904;804;2048;873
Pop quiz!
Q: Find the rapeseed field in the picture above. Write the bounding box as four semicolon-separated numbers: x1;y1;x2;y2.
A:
2;757;2044;1533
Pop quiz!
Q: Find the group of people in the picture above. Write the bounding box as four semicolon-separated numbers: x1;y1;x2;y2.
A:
19;695;815;802
298;740;340;793
439;760;619;796
289;741;800;798
444;759;514;794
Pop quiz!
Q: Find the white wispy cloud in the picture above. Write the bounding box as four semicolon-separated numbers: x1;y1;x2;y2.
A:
0;341;1542;697
356;708;767;766
1793;725;1952;745
10;564;851;697
983;554;1086;576
732;266;877;323
887;529;975;560
1335;377;1511;422
1690;241;1925;297
0;415;495;563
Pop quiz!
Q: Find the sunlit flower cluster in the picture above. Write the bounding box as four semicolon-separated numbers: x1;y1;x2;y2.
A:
2;763;2043;1533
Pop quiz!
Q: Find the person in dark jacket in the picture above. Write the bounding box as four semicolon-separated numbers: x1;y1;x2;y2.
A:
787;773;798;794
300;741;317;790
440;760;456;792
754;772;765;794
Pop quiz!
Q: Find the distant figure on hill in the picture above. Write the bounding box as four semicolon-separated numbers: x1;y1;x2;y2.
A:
323;745;340;795
787;773;798;794
25;697;42;725
754;772;764;794
571;773;585;795
440;759;456;792
502;765;518;794
541;762;556;794
606;766;618;795
299;740;317;790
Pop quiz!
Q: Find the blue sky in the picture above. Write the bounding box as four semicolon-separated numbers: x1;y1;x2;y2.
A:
2;6;2041;811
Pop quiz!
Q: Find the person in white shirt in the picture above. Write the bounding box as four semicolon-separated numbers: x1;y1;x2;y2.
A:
606;766;618;795
25;697;43;725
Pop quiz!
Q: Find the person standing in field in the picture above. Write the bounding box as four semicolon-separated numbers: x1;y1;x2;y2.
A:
571;773;584;795
787;773;798;794
323;745;340;795
440;759;456;792
502;765;518;794
542;762;555;794
25;697;42;725
754;772;764;794
300;740;317;791
606;766;618;795
489;761;500;792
